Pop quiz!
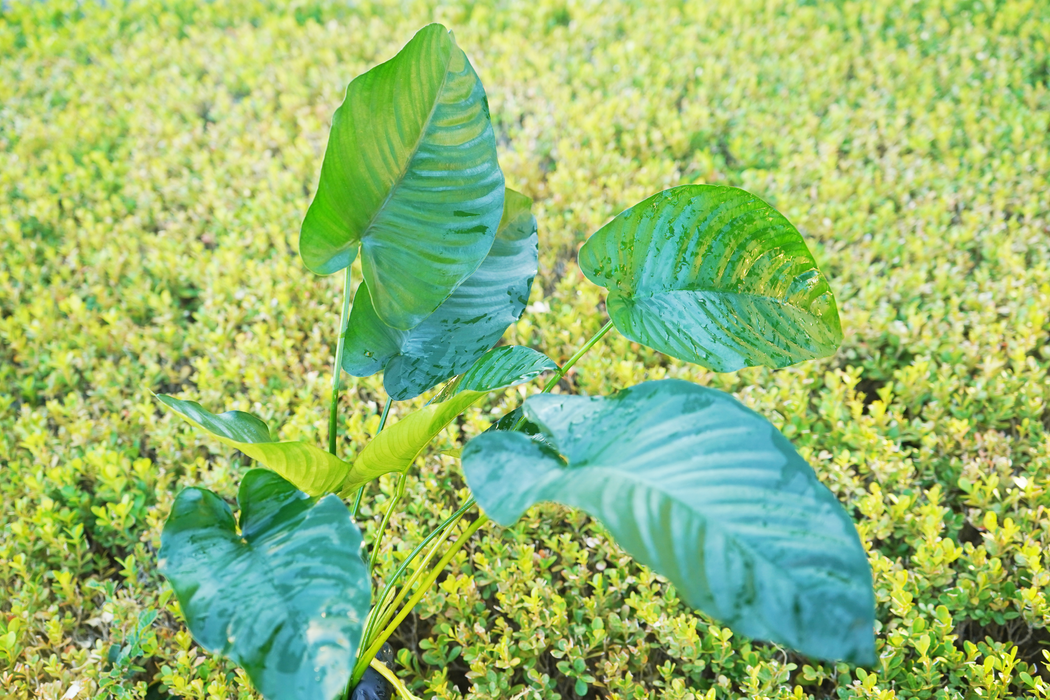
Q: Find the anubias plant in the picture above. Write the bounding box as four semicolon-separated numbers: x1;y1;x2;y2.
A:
154;23;875;700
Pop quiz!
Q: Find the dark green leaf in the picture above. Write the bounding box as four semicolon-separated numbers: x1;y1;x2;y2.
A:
345;346;556;494
462;379;874;664
300;23;505;330
578;185;842;371
341;190;538;400
156;394;350;497
159;469;371;700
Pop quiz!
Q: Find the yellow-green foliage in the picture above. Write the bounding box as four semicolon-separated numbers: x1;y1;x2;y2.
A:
2;0;1049;698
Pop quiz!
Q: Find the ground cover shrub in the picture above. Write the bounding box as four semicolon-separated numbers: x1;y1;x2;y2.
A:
1;1;1050;699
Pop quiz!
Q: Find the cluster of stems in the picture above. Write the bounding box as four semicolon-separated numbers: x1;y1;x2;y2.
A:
327;268;611;694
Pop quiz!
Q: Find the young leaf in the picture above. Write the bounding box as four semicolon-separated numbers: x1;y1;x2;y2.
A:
341;189;539;400
578;185;842;372
461;379;874;665
342;346;556;495
300;23;505;330
158;469;371;700
156;394;350;497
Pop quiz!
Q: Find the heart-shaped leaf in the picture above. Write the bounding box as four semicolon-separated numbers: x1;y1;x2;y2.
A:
156;394;350;497
300;23;505;330
578;185;842;372
159;469;371;700
344;346;556;495
461;379;874;665
341;189;539;400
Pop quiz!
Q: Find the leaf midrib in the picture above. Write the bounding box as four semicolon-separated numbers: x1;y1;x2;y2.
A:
618;286;824;317
562;459;861;589
358;36;455;249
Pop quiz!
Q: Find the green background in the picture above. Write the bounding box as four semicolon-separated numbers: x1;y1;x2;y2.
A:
1;0;1048;698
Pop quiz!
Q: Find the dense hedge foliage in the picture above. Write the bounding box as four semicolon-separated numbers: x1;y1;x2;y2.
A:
2;0;1050;698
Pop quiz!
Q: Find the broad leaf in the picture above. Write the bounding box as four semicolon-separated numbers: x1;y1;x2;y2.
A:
300;23;505;330
156;394;350;497
344;346;556;495
578;185;842;372
341;189;539;401
461;379;874;664
159;469;371;700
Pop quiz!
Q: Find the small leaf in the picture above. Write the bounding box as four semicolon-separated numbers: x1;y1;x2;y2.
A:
156;394;350;497
451;344;558;395
578;185;842;372
342;190;538;400
159;469;371;700
462;379;874;664
300;23;505;330
345;346;556;495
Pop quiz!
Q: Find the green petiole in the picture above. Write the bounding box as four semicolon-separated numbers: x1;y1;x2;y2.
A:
366;499;475;645
540;319;613;394
513;319;614;431
369;473;407;571
360;498;475;650
352;513;489;686
328;265;354;456
351;397;393;520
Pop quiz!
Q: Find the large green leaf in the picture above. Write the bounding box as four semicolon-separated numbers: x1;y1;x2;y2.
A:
341;189;539;401
461;379;874;664
158;469;371;700
300;23;505;330
156;394;350;497
344;346;556;495
578;185;842;372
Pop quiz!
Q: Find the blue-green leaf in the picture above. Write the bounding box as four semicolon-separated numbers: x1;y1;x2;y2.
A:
159;470;371;700
578;185;842;372
300;23;505;330
341;189;538;400
462;379;874;665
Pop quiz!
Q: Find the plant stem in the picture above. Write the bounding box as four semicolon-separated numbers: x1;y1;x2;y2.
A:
351;513;488;686
328;265;354;456
369;473;407;571
351;397;393;519
512;319;614;431
364;499;475;647
541;319;614;394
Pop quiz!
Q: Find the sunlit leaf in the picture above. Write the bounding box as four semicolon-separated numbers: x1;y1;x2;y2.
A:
159;469;371;700
341;190;538;400
344;346;556;495
462;379;874;664
578;185;842;371
300;23;505;330
156;394;350;497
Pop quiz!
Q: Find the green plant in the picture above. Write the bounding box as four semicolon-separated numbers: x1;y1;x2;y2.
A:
152;22;874;700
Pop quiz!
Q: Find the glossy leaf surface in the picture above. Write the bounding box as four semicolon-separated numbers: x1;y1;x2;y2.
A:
156;395;350;497
462;379;874;664
345;346;556;495
159;470;371;700
300;23;505;330
578;185;842;371
342;189;538;400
